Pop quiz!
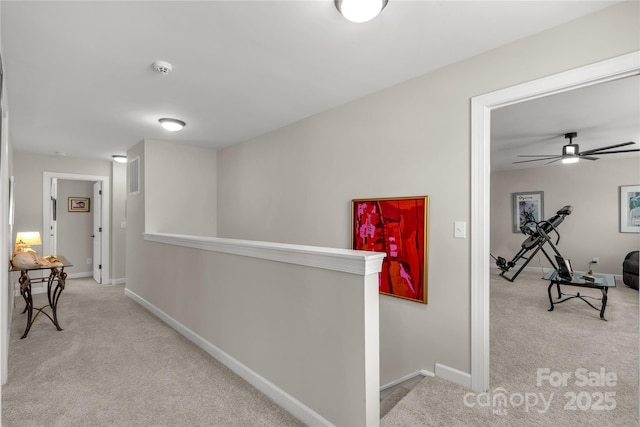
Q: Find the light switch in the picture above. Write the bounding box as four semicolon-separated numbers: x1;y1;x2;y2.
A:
120;221;127;229
454;221;466;239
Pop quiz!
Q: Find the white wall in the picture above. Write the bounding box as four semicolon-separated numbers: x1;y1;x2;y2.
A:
126;139;384;425
491;157;640;276
0;2;13;385
111;161;127;283
144;139;217;237
126;138;217;297
217;2;640;384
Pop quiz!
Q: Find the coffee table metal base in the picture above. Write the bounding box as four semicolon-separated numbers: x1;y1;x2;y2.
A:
544;270;615;321
547;282;609;320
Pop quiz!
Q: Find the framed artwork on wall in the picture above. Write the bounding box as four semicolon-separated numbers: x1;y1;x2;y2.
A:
68;197;90;212
620;185;640;233
352;196;429;304
513;191;544;234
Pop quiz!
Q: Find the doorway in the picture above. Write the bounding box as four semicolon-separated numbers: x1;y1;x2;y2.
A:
470;51;640;392
42;172;110;284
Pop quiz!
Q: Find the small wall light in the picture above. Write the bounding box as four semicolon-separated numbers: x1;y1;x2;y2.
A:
159;118;186;131
15;231;42;253
335;0;388;23
112;155;127;164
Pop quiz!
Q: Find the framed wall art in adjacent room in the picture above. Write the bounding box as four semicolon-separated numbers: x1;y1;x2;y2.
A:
513;191;544;233
620;185;640;233
68;197;90;212
352;196;429;304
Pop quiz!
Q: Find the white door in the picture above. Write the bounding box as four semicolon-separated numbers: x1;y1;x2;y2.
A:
93;181;102;283
49;178;58;254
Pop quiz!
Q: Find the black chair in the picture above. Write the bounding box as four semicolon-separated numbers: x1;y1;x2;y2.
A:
623;251;639;290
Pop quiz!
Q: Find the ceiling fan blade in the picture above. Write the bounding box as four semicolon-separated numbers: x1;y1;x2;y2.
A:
512;157;558;164
580;156;599;161
544;159;561;165
580;142;636;155
516;155;560;158
586;148;640;155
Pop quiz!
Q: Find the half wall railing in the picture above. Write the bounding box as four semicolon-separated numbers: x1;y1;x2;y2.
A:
125;232;385;426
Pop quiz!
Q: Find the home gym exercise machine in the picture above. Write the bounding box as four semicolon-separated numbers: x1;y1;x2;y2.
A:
492;205;573;282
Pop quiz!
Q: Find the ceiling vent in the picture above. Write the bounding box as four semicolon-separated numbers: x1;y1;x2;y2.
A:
152;61;173;75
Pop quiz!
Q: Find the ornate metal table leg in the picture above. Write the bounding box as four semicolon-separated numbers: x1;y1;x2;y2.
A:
547;281;555;312
599;287;608;321
47;268;66;331
19;271;33;339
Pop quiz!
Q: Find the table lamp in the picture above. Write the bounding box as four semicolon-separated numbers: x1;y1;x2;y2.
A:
15;231;42;253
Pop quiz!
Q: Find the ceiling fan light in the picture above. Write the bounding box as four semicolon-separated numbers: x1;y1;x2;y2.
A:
561;143;580;164
562;156;579;164
159;118;186;131
335;0;388;23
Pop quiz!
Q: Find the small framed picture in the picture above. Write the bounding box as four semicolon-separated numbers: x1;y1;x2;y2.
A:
513;191;544;233
68;197;90;212
620;185;640;233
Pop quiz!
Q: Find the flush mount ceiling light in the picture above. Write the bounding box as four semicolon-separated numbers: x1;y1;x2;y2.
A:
159;118;186;131
112;155;127;164
335;0;388;23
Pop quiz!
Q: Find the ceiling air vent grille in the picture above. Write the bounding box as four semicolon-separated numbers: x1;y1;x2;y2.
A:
128;156;140;195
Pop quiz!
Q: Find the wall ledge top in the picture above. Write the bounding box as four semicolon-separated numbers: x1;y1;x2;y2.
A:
143;232;385;276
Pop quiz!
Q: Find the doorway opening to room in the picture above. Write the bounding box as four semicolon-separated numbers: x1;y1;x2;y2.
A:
42;172;110;284
470;51;639;392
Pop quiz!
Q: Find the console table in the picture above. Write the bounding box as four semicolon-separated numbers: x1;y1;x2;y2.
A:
543;270;616;320
10;255;72;338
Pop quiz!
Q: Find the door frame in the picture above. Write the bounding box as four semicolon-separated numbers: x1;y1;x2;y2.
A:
93;181;103;283
42;172;110;284
470;51;640;392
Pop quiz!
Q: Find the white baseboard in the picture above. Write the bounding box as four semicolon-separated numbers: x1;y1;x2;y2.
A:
111;278;126;285
435;363;471;389
14;271;92;294
380;369;434;391
124;287;334;427
14;284;46;295
489;264;551;275
68;271;93;279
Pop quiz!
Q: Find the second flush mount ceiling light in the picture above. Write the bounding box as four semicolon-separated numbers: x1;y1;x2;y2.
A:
159;118;186;131
335;0;388;23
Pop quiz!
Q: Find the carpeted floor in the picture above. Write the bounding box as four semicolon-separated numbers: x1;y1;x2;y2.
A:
4;271;637;426
1;279;304;427
382;269;639;426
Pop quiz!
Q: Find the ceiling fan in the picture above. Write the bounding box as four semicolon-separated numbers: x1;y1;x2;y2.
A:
513;132;639;165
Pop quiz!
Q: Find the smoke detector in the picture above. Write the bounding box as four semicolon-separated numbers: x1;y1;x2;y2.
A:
152;61;173;75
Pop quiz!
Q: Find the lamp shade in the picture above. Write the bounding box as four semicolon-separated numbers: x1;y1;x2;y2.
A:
16;231;42;247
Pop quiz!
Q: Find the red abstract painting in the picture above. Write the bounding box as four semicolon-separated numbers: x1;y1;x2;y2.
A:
352;196;429;303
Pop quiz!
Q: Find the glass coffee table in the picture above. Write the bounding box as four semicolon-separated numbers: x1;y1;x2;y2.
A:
543;270;616;321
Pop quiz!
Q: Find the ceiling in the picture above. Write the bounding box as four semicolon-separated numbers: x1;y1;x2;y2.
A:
1;0;626;164
492;74;640;171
